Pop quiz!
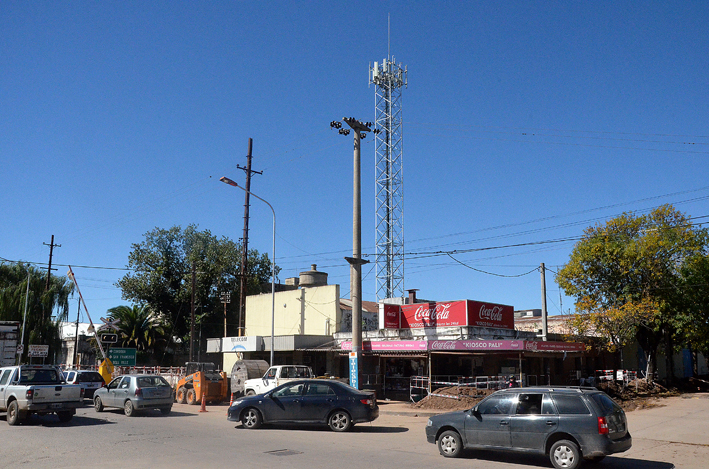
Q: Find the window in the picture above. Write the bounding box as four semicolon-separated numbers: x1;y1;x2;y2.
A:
590;393;621;415
265;368;277;379
306;384;335;396
0;370;11;386
478;395;514;415
515;394;543;415
272;383;304;398
541;395;556;415
552;394;590;414
119;377;131;389
77;372;103;383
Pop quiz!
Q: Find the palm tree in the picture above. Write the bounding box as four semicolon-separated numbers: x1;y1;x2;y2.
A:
107;304;166;352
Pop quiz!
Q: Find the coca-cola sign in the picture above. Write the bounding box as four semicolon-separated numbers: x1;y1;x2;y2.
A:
383;304;400;329
400;301;467;328
467;300;514;330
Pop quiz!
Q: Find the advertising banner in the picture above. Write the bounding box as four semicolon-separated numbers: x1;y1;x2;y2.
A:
383;304;400;329
466;300;515;330
399;301;468;328
340;339;585;353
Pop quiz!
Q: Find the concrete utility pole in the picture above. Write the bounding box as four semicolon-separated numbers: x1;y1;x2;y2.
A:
236;138;262;336
332;117;377;389
190;261;196;362
540;263;548;341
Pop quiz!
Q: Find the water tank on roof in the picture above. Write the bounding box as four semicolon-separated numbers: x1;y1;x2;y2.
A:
299;264;328;287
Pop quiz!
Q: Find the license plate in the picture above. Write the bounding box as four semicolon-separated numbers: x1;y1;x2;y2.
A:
51;403;62;409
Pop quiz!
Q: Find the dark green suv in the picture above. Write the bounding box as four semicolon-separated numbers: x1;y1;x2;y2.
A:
425;386;631;469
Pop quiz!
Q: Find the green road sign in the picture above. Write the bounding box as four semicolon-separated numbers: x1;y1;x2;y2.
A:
108;348;137;366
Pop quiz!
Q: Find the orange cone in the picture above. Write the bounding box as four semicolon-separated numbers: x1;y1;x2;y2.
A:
199;393;208;413
226;393;234;415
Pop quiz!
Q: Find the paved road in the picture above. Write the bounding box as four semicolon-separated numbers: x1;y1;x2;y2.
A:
2;394;706;468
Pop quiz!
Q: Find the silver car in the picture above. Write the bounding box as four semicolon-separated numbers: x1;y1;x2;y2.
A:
426;386;631;469
93;375;173;416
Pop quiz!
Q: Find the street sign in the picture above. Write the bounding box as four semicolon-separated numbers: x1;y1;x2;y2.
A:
16;344;23;355
108;348;137;367
28;344;49;357
101;333;118;344
349;352;359;389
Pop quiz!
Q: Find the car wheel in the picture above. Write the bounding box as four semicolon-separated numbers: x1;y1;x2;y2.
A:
241;408;262;429
57;411;73;423
94;396;104;412
550;439;581;469
328;410;352;432
438;430;463;458
124;400;135;417
160;407;172;416
7;401;20;426
245;389;256;396
186;388;197;405
176;386;187;404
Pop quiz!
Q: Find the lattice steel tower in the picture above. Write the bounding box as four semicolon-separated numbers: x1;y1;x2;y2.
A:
370;57;407;301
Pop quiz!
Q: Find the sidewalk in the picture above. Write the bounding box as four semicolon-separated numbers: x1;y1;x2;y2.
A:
376;399;441;418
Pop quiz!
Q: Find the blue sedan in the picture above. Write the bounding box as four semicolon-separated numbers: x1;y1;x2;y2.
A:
227;379;378;432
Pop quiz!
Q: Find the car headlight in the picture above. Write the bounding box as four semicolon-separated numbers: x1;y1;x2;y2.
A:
232;399;243;406
427;419;433;427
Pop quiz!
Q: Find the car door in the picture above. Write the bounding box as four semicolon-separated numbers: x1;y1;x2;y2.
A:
509;392;558;451
0;369;14;410
465;393;514;447
260;382;305;422
300;382;337;422
106;377;130;407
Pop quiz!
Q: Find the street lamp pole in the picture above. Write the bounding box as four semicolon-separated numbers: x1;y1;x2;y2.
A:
220;176;276;366
331;118;377;389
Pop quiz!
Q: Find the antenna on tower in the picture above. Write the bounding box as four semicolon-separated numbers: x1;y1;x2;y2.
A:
369;27;407;302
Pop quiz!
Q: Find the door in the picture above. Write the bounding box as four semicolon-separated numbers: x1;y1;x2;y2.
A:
260;382;305;422
0;369;14;410
465;394;514;447
510;393;558;451
300;382;337;422
106;377;130;407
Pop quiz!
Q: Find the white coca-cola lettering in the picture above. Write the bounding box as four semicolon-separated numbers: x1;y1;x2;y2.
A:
479;305;504;322
430;341;456;350
413;303;452;322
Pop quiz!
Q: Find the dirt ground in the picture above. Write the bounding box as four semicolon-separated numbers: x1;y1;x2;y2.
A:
411;377;709;413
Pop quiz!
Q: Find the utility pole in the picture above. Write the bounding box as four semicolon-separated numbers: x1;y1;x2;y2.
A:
74;299;80;367
237;138;262;336
332;118;377;389
190;261;196;362
220;291;231;338
44;235;61;291
540;263;548;341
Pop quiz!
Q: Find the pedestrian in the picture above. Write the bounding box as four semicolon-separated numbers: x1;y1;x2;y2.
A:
508;375;520;388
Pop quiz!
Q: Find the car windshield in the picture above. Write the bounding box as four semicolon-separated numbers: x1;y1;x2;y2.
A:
77;372;104;383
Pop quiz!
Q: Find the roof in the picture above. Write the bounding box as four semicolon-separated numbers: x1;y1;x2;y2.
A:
339;298;379;313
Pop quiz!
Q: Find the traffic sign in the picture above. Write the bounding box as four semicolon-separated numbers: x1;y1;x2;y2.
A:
108;348;137;366
28;344;49;357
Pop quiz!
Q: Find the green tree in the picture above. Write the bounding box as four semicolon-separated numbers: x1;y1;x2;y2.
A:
107;304;167;352
0;262;74;363
556;205;709;381
672;254;709;374
116;225;276;349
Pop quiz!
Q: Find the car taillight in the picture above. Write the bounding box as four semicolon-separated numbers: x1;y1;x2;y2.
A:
360;398;372;406
80;388;85;398
598;416;609;435
135;388;143;397
26;389;34;400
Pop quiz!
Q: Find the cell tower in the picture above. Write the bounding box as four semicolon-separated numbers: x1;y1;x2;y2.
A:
370;57;407;301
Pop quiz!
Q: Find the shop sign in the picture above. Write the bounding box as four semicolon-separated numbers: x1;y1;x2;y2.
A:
467;300;514;329
428;340;524;351
399;301;468;328
383;304;400;329
222;336;263;352
524;341;586;352
341;340;428;351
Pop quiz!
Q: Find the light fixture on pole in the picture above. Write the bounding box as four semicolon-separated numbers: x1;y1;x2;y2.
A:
220;176;277;366
331;118;378;389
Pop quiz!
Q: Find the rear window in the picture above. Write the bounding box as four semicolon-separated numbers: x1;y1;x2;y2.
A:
551;394;590;414
136;376;170;387
77;372;104;383
590;393;621;415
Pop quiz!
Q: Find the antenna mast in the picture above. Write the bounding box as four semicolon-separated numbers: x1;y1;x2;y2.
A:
370;43;407;301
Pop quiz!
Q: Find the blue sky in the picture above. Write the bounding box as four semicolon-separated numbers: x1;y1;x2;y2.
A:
2;1;708;325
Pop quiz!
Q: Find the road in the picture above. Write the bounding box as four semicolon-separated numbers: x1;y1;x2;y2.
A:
2;395;706;468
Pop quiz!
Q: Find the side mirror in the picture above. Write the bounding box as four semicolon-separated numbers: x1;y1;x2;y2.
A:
471;406;481;417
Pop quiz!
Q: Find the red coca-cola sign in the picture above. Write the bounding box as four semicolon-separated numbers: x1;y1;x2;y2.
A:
467;300;514;329
399;301;467;328
383;304;400;329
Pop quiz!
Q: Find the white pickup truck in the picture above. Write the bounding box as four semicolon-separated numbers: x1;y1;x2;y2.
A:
0;365;84;425
243;365;314;396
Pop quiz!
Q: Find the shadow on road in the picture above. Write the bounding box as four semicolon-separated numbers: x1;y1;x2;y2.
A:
456;450;674;469
0;414;116;427
232;423;408;433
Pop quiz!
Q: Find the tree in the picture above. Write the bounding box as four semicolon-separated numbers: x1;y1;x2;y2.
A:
672;253;709;375
0;262;74;363
556;205;709;382
116;225;276;350
107;304;166;353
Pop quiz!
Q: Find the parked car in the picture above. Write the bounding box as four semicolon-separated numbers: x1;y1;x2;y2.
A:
63;370;105;399
227;379;378;432
93;375;173;416
425;386;632;469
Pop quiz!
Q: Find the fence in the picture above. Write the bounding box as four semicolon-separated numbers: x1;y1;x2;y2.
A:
410;375;513;403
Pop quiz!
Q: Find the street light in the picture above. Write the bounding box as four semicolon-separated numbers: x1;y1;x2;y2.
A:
220;176;277;366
